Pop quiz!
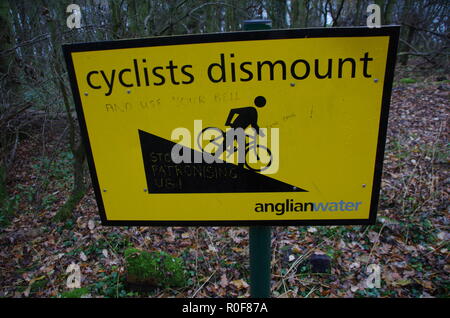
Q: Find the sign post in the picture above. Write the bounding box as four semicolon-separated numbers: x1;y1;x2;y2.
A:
249;225;271;297
243;19;272;298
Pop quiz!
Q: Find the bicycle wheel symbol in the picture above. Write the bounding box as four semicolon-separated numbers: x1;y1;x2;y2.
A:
197;127;273;172
245;144;272;172
197;127;225;156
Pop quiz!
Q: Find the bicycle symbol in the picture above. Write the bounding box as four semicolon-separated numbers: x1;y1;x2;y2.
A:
197;127;273;172
197;96;274;172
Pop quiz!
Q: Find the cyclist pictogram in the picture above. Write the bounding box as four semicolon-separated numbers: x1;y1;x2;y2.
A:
197;96;273;172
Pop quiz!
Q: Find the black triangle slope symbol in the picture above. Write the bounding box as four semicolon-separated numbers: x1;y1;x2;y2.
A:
138;129;307;194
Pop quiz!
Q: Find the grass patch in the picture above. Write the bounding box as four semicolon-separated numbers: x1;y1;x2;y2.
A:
60;287;90;298
399;78;417;84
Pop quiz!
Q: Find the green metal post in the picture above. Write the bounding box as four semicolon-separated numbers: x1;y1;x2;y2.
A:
243;19;272;298
249;226;271;298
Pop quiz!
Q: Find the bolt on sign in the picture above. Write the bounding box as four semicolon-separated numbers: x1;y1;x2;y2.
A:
63;26;399;226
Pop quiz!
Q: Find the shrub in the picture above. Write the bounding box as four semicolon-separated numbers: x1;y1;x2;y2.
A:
124;248;186;288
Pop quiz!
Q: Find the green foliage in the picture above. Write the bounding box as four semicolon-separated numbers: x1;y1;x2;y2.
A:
31;151;73;191
0;194;18;228
93;270;124;298
54;188;85;222
60;287;90;298
0;167;8;223
355;288;381;298
51;149;86;222
66;233;132;259
105;232;133;252
0;165;18;228
91;266;143;298
4;150;76;222
30;278;49;294
434;142;450;163
399;77;417;84
124;248;186;288
16;277;50;296
15;184;34;205
387;138;410;160
0;165;6;205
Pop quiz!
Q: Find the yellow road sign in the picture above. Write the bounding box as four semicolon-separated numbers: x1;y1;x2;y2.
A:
63;27;399;225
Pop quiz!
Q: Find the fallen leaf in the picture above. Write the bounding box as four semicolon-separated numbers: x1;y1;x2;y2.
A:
368;231;379;243
80;251;87;262
338;240;346;249
179;240;191;247
393;279;412;287
421;281;433;289
231;279;249;290
437;231;448;241
403;270;415;278
23;276;46;297
208;244;218;253
349;262;360;269
220;274;228;288
307;227;317;233
383;271;402;286
166;227;175;242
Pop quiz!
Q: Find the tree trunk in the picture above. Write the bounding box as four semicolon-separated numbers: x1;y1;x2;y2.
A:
126;0;138;37
298;0;309;28
353;0;362;26
384;0;396;25
0;0;18;211
331;0;345;27
41;1;87;221
291;0;300;28
399;0;414;66
110;0;123;39
225;0;238;31
399;25;416;66
268;0;288;29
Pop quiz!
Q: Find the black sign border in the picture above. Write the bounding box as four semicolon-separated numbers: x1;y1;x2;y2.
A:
63;26;400;226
